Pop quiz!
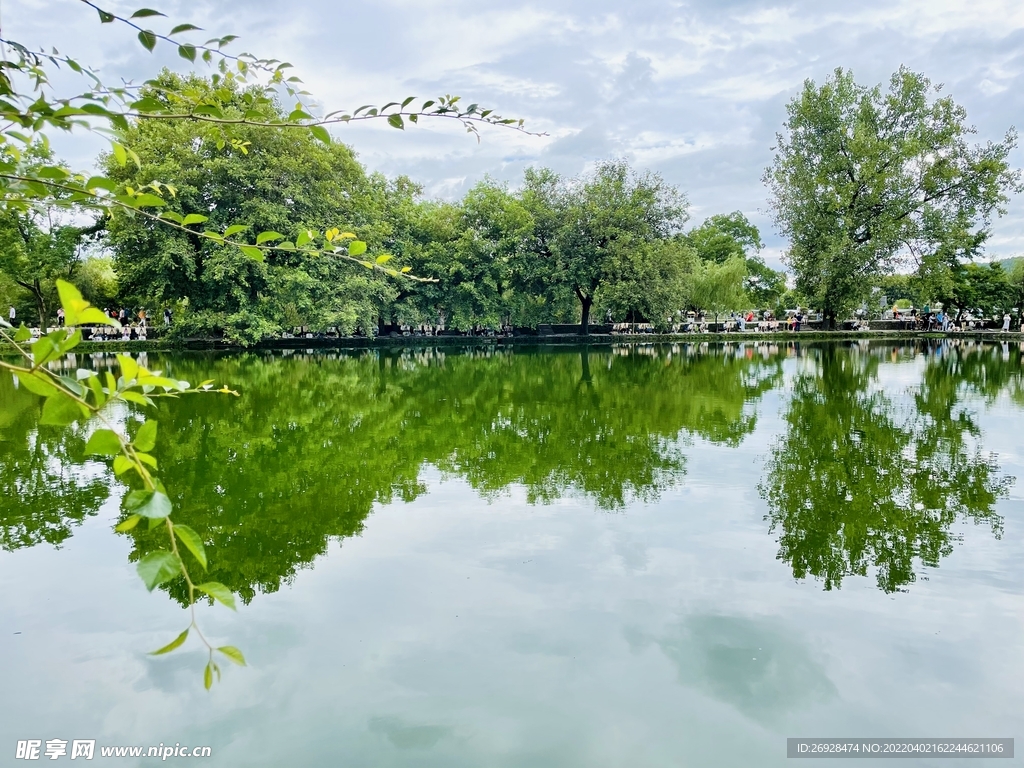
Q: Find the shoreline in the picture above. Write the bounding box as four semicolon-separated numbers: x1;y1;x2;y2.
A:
5;329;1024;355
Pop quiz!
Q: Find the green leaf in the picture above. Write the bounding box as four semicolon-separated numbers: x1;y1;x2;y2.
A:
151;628;189;655
348;240;367;257
58;281;117;327
40;396;81;426
387;114;405;130
120;391;154;407
14;324;31;343
112;142;128;167
97;8;115;22
134;419;158;451
178;44;197;62
113;455;134;475
131;8;166;17
375;254;393;265
240;245;265;261
173;524;207;570
84;429;122;457
117;353;139;381
170;23;201;34
137;550;181;591
136;453;158;469
196;582;236;611
193;104;224;118
137;30;158;52
129;96;164;113
217;646;246;666
182;213;208;226
223;224;247;238
204;661;213;690
160;211;183;223
15;371;59;398
255;231;284;245
125;490;172;519
133;193;166;207
309;125;331;144
85;176;119;193
115;514;141;532
30;335;59;367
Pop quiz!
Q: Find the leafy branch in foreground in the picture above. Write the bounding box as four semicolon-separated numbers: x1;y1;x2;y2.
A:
0;281;242;687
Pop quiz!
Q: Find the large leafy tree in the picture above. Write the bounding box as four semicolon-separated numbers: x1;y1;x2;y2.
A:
542;160;688;334
934;262;1011;321
103;72;399;343
599;238;697;327
764;67;1020;327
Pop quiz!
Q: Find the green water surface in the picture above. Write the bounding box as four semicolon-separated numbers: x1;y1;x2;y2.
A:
1;341;1022;766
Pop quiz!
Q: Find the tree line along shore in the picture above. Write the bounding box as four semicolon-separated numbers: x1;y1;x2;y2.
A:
2;67;1021;347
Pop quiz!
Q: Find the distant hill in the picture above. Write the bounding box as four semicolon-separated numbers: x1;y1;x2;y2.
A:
995;256;1022;272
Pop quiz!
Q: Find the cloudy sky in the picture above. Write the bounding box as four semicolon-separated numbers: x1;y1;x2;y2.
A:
9;0;1024;267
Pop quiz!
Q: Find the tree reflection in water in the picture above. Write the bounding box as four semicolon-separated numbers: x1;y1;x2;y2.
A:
0;371;109;551
1;339;1016;605
760;340;1013;593
129;343;783;605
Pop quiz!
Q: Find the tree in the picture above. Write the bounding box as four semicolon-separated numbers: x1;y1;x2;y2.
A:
685;212;785;310
546;160;688;334
686;212;763;264
934;262;1010;321
600;238;697;327
0;147;103;327
1006;259;1024;321
103;72;399;343
686;256;747;323
764;66;1020;328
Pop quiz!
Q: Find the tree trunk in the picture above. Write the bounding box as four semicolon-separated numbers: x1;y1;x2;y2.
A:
579;295;593;336
16;279;47;329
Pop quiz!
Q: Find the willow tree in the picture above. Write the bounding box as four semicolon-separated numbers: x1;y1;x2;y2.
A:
764;67;1020;328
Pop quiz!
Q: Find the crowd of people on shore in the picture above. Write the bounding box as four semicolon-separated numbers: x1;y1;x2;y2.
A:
9;300;1024;343
6;304;174;341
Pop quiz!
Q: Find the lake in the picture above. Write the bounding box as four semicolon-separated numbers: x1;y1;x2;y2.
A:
1;340;1022;766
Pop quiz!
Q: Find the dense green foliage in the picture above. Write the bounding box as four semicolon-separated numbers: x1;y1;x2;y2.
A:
765;67;1020;327
97;116;769;339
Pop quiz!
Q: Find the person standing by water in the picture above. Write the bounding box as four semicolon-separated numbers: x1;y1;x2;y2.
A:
56;307;64;327
164;307;172;326
1002;313;1011;332
8;305;15;324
